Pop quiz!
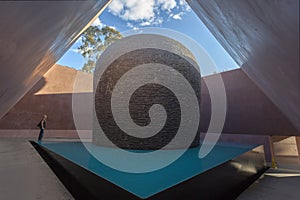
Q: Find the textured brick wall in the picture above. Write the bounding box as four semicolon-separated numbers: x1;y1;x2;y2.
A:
93;35;201;150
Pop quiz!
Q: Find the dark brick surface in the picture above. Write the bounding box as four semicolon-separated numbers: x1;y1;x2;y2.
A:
94;47;201;150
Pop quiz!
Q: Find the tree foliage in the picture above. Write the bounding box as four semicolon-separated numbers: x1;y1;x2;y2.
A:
78;26;122;73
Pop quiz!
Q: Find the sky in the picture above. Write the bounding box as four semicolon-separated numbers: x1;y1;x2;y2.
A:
57;0;239;75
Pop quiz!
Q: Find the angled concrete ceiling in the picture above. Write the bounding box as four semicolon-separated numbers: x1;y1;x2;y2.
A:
187;0;300;132
0;1;110;120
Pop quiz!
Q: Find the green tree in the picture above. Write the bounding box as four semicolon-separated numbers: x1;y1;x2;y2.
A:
78;26;122;73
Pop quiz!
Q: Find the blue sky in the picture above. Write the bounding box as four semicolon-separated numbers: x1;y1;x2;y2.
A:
57;0;238;75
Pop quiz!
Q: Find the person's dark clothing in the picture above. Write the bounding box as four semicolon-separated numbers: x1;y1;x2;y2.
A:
38;128;44;141
37;119;46;142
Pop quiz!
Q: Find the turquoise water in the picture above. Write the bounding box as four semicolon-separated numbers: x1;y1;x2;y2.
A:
40;142;257;199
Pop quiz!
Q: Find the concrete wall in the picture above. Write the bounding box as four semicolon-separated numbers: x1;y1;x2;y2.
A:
201;69;299;135
187;0;300;132
0;65;92;131
0;1;110;121
0;65;298;160
0;65;297;136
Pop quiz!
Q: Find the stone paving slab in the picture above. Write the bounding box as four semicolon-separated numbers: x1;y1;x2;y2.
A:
0;138;74;200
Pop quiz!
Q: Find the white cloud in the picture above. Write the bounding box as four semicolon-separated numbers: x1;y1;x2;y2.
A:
127;22;140;31
158;0;176;11
140;21;151;26
179;0;186;6
178;0;191;11
108;0;124;14
109;0;155;21
172;11;184;20
108;0;190;27
91;18;104;28
126;22;134;28
155;18;163;25
70;48;81;54
91;17;117;31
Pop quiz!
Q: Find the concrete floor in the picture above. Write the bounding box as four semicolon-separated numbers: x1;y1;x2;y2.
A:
238;157;300;200
1;138;299;200
0;138;74;200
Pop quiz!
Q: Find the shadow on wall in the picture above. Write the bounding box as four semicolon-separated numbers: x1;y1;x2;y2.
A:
0;77;47;129
0;75;92;130
0;93;93;130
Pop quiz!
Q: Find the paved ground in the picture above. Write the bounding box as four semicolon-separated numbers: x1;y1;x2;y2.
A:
238;157;300;200
0;138;74;200
1;138;299;200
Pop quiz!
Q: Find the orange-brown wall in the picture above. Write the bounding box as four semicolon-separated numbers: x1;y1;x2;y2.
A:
0;64;92;130
0;65;298;136
200;69;299;135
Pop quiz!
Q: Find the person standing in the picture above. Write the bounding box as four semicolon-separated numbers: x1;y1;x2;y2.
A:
37;114;47;142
